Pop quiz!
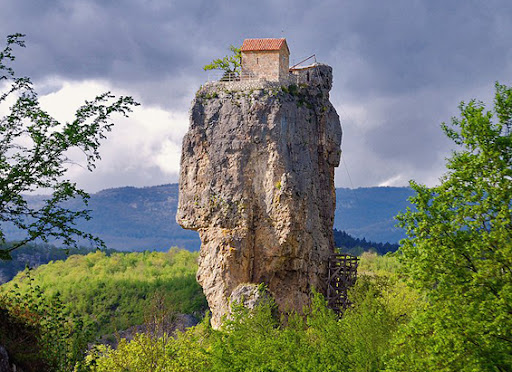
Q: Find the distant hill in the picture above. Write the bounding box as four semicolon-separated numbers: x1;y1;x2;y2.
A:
2;184;200;251
334;187;415;244
333;229;399;256
2;184;414;251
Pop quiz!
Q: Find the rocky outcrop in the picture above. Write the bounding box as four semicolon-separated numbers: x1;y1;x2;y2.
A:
229;283;273;312
0;346;11;372
96;313;199;349
177;64;342;328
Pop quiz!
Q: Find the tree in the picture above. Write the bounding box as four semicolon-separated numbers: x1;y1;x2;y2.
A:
392;83;512;371
203;45;241;80
0;271;91;371
0;34;139;259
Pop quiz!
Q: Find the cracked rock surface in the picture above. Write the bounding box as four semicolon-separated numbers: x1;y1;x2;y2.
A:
177;64;342;328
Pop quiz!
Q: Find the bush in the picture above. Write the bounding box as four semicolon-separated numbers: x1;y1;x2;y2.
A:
2;248;207;340
84;268;422;372
0;271;91;371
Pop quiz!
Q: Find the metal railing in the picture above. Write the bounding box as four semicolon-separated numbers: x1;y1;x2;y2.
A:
206;71;258;82
205;65;322;85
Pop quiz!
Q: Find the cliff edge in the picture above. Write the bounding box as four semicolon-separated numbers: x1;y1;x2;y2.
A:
177;64;342;328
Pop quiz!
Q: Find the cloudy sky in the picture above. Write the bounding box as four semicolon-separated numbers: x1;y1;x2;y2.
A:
1;0;511;192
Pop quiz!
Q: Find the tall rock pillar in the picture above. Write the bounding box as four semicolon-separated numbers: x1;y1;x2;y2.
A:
177;64;342;328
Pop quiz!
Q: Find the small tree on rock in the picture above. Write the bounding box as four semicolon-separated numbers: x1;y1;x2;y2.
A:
203;45;241;81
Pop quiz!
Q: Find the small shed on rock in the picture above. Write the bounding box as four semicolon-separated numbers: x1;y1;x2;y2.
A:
241;38;290;81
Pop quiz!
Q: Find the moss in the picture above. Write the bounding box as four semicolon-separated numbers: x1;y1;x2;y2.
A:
288;84;298;96
195;90;219;100
204;91;218;99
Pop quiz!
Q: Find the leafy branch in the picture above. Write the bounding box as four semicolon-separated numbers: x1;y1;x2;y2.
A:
0;33;139;259
203;45;241;76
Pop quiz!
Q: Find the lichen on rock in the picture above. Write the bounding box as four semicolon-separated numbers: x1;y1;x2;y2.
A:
229;283;272;312
177;64;342;328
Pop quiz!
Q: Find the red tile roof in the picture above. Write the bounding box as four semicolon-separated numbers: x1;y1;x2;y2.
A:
241;38;289;54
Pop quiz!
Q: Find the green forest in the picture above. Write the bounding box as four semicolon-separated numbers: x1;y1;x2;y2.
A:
1;249;415;371
2;249;206;338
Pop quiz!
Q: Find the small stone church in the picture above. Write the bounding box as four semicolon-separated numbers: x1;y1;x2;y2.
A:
240;38;290;81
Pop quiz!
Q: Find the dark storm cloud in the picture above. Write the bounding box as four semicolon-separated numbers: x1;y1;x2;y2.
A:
1;0;511;188
3;0;511;92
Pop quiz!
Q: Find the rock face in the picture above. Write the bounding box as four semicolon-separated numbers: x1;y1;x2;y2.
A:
229;283;273;312
177;64;342;328
0;345;10;372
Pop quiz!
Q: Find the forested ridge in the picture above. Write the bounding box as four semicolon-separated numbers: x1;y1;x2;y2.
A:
2;186;413;251
0;228;396;285
0;243;119;285
2;249;207;340
333;229;399;255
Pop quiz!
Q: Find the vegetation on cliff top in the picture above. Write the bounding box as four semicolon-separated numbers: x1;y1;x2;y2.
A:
203;45;241;77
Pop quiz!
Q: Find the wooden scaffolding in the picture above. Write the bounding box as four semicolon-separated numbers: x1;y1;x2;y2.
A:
326;254;359;314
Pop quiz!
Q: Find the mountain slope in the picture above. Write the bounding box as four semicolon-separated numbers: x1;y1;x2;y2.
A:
334;187;415;243
3;184;414;251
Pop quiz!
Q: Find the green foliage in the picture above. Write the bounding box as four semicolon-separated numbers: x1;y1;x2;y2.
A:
0;270;91;371
196;90;219;100
0;34;139;259
82;319;212;372
203;45;241;74
85;260;421;372
0;242;110;284
288;84;298;96
2;248;207;340
279;84;300;97
349;275;421;370
358;251;401;276
392;83;512;371
2;183;203;252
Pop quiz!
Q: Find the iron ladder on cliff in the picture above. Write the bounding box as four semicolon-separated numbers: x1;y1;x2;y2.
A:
326;253;359;315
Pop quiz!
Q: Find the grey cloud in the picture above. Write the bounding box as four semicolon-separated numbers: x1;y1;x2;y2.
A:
73;164;177;193
1;0;511;189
